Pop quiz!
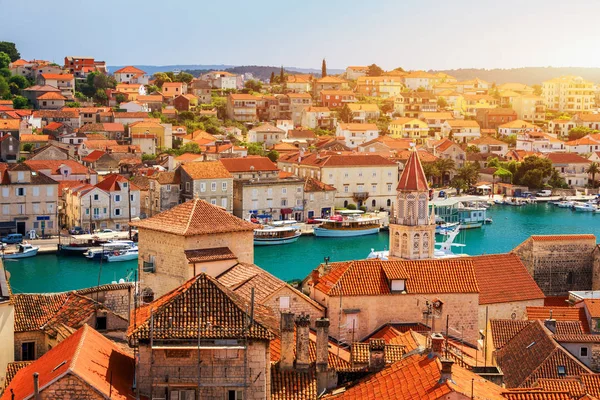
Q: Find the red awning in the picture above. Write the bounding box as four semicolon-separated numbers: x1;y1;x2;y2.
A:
281;208;293;214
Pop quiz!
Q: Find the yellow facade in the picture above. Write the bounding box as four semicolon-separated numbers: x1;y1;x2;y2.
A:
130;122;166;148
389;118;430;142
542;76;595;113
356;76;404;98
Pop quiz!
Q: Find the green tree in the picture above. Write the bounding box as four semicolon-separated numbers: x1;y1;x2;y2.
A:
244;79;262;92
393;67;405;72
416;86;426;92
466;145;480;153
346;203;357;210
569;126;598;141
153;72;172;87
532;84;542;96
270;72;275;84
94;88;108;104
456;162;480;187
0;52;10;69
12;96;29;109
65;101;81;108
8;82;19;95
434;158;456;185
174;72;194;84
267;150;279;162
513;156;553;188
548;169;568;189
498;134;517;147
9;75;28;89
437;97;448;109
22;143;34;152
0;42;20;62
146;84;159;94
322;59;327;78
423;163;440;184
115;93;126;104
338;104;352;123
0;76;9;98
367;64;384;77
142;153;157;161
176;142;202;155
0;68;9;79
246;142;265;156
450;177;467;194
587;162;600;187
279;66;284;84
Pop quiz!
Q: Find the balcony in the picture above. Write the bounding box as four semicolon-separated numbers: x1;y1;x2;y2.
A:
141;365;247;387
353;192;369;201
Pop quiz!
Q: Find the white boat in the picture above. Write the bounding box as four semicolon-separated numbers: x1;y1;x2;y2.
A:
367;227;468;260
254;226;301;245
574;203;597;212
458;207;487;229
504;198;525;206
435;218;460;234
105;247;138;262
557;201;575;208
85;240;136;259
314;210;380;238
2;243;39;259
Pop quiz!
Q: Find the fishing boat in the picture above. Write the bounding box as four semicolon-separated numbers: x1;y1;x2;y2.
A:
503;198;525;206
85;240;136;259
1;243;39;259
367;227;468;260
574;203;597;212
457;206;487;229
313;210;380;238
105;247;139;262
61;232;132;253
254;226;301;245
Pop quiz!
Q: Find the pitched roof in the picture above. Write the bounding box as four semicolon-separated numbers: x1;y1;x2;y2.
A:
323;353;505;400
314;259;479;297
496;320;592;388
113;65;146;74
472;254;545;305
499;120;538;129
250;123;285;133
37;92;66;100
446;119;480;128
220;156;279;173
81;149;106;163
545;153;592;165
128;273;276;340
301;154;396;168
0;120;21;130
304;177;336;192
337;123;378;131
2;325;135;400
132;198;256;236
184;247;237;263
490;319;532;350
526;306;590;333
40;73;74;80
180;161;232;180
95;173;134;192
397;149;428;192
470;136;507;146
528;234;596;242
12;293;69;332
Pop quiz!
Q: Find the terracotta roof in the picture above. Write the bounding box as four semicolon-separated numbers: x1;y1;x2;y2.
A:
95;173;134;192
537;377;586;397
82;150;106;162
174;152;203;161
40;73;74;80
2;325;135;400
220;156;279;173
12;293;69;332
499;120;537;129
229;93;259;101
526;307;590;333
315;76;348;84
304;177;336;192
314;259;479;297
137;94;163;102
148;171;179;185
470;136;508;146
0;120;21;130
529;235;596;242
132;198;256;236
113;112;149;119
496;321;592;388
337;123;378;131
301;154;396;168
75;282;134;296
250;123;285;133
501;391;573;400
184;247;237;263
323;353;505;400
37;92;66;100
3;361;32;388
446;119;480;128
113;65;146;74
472;254;544;305
19;134;50;143
180;161;232;180
397;149;428;192
271;367;317;400
435;138;459;153
351;342;404;364
583;299;600;318
128;273;276;340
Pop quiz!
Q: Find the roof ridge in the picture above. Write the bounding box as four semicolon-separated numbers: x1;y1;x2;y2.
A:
184;199;198;234
69;324;89;372
331;261;356;295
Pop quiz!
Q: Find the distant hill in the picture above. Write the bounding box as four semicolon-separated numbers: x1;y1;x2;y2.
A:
430;67;600;85
107;64;344;81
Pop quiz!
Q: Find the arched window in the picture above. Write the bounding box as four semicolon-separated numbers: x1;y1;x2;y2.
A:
397;198;405;219
344;200;348;207
423;233;429;250
413;233;420;255
394;232;400;251
387;199;391;207
401;233;408;256
406;194;416;223
372;199;376;207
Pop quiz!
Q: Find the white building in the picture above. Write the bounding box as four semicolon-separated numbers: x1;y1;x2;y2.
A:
335;123;380;148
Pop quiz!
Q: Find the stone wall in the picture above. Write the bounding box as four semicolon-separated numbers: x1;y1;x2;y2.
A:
315;289;480;346
478;299;545;332
137;340;270;400
40;374;104;400
263;286;325;327
14;330;46;361
513;236;597;296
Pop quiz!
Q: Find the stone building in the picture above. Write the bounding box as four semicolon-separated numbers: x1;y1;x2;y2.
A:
147;171;181;216
128;273;276;400
12;292;128;362
512;234;597;296
132;198;257;299
303;177;336;220
389;150;435;260
178;161;233;213
3;325;135;400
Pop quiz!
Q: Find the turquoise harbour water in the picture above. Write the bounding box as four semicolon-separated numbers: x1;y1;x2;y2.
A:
6;203;600;293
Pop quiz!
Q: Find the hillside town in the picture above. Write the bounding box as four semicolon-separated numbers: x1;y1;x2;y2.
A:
4;37;600;400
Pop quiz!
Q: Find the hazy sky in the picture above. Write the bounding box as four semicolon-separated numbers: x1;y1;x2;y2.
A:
3;0;600;70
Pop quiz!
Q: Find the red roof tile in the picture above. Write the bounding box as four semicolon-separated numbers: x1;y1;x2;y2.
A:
220;156;279;173
397;149;428;191
526;306;590;333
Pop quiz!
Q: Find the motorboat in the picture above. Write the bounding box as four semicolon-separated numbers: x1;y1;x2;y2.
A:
504;198;525;206
435;219;460;234
557;201;575;208
457;207;487;229
313;210;380;238
105;247;138;262
254;226;301;245
1;243;39;259
367;227;468;260
85;240;136;259
574;203;597;212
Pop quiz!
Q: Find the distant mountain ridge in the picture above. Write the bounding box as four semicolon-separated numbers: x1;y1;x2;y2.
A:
107;64;344;81
429;67;600;85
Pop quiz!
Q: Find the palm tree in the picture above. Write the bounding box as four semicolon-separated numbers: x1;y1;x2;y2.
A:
422;163;440;186
456;162;480;187
587;162;599;188
434;158;456;185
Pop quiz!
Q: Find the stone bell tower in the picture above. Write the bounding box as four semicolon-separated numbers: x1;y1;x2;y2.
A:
389;149;435;259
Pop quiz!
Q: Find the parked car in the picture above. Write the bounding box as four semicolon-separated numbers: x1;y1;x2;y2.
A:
1;233;23;244
306;218;322;224
536;189;552;197
70;226;85;235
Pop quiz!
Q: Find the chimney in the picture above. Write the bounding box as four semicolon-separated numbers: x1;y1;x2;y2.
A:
439;359;454;383
368;339;386;371
295;314;311;370
431;332;444;356
33;372;40;400
311;269;320;286
280;312;295;370
544;310;557;333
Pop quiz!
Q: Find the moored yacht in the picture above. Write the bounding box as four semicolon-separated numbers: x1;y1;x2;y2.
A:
254;226;301;245
313;210;380;238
